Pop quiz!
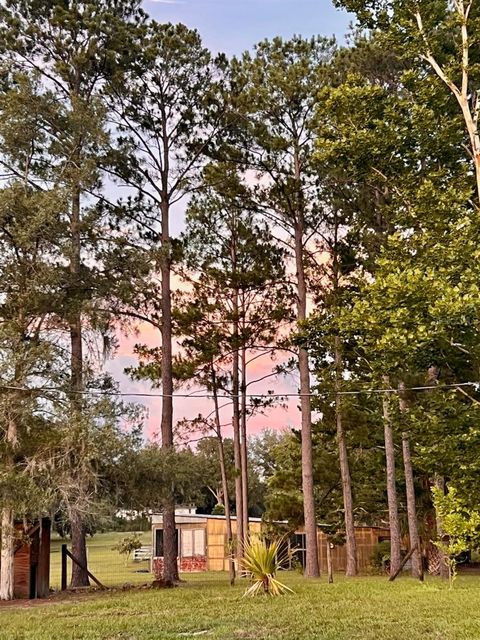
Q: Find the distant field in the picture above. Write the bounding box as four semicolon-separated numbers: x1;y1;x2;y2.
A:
50;530;153;589
2;573;480;639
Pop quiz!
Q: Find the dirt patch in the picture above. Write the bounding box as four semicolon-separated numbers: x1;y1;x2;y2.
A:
0;583;153;611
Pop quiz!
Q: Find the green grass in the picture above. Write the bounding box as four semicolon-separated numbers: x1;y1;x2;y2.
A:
50;531;153;589
2;573;480;639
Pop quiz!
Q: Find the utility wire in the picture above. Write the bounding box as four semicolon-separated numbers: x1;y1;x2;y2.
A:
0;381;478;399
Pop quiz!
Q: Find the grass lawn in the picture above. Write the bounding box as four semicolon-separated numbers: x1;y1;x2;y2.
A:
50;531;153;589
2;572;480;639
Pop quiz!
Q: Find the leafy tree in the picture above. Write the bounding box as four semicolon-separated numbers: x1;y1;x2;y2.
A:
0;72;67;600
112;533;142;566
432;486;480;587
335;0;480;202
0;0;146;587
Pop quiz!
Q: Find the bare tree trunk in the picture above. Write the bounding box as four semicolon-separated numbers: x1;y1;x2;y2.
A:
398;382;423;581
70;511;89;588
335;336;357;577
425;367;449;579
230;230;244;566
326;539;334;584
240;343;249;545
401;434;423;580
382;376;401;577
160;198;178;586
0;507;14;600
434;474;449;579
69;186;90;588
1;406;18;601
232;336;244;564
294;219;319;578
212;367;236;586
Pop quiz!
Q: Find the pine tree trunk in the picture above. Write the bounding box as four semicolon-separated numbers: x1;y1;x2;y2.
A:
398;382;423;581
0;507;14;600
382;376;401;577
335;337;357;577
212;367;236;586
160;198;178;586
69;186;90;588
219;437;236;586
294;220;319;578
240;344;249;545
232;340;244;564
70;511;89;588
230;233;244;566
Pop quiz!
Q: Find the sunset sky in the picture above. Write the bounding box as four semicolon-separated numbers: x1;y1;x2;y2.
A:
110;1;352;441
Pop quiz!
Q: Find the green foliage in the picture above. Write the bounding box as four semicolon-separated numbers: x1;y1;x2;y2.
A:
241;537;294;597
212;504;225;516
370;540;391;574
119;445;205;514
112;532;143;566
432;487;480;587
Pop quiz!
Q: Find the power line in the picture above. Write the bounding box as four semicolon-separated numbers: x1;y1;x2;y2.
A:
0;381;478;400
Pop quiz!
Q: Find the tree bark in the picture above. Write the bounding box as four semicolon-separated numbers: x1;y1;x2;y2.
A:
230;227;244;566
0;507;14;601
68;185;90;588
240;343;249;545
433;474;449;579
70;511;90;588
1;405;18;600
232;329;244;564
212;366;236;586
382;376;402;577
398;382;423;581
159;197;178;585
335;336;357;577
294;218;319;578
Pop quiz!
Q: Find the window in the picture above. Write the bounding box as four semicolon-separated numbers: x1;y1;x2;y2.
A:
155;528;179;557
181;529;205;557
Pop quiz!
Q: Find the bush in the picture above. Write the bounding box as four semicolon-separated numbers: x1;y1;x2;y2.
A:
370;540;391;573
212;503;225;516
112;532;143;565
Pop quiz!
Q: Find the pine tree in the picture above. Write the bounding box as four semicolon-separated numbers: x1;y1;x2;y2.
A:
108;21;228;585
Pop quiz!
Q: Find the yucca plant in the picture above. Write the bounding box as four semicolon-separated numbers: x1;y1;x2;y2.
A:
241;536;295;597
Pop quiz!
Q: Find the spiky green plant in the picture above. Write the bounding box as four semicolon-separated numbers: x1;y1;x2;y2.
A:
241;537;295;597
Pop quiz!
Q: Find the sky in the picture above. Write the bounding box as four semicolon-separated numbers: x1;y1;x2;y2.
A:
142;0;352;55
110;0;353;441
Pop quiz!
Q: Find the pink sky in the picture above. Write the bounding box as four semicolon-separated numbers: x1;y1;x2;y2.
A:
108;320;303;442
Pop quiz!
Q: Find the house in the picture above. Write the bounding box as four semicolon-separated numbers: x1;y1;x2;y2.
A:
151;509;390;575
0;518;51;599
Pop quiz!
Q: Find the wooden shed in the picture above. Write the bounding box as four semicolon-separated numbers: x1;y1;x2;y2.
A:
151;510;390;575
151;510;262;575
0;518;51;599
295;525;391;573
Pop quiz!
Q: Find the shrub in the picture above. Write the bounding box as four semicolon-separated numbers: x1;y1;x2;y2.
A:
370;540;391;574
212;503;225;516
241;537;294;597
112;532;143;565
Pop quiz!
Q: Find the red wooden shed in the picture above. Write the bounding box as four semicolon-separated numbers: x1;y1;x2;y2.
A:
0;518;51;599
